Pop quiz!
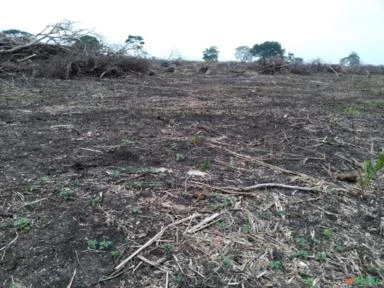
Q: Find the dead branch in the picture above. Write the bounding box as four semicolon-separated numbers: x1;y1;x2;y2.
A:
65;269;77;288
241;183;321;192
186;212;222;233
0;21;96;55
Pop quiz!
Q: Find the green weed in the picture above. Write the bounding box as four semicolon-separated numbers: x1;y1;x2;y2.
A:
275;210;286;218
110;167;126;177
302;276;317;288
99;240;113;250
219;254;233;268
322;228;333;240
122;138;135;145
172;273;184;287
294;250;309;260
334;243;345;252
240;222;252;233
175;153;184;162
163;243;174;251
343;106;360;118
59;187;75;200
87;239;98;250
353;276;382;286
110;250;120;260
215;221;228;232
315;251;327;262
295;237;307;248
132;207;142;216
200;158;211;171
268;260;282;271
13;217;30;231
360;151;384;192
90;196;102;206
87;239;113;250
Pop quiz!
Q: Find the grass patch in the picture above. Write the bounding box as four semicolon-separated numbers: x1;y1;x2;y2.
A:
59;187;75;201
87;239;113;250
13;217;30;231
268;260;282;271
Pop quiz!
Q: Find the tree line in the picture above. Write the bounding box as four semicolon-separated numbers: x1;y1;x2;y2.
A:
204;42;360;66
0;24;362;66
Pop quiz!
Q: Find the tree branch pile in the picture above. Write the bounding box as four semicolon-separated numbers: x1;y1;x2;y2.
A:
0;21;149;79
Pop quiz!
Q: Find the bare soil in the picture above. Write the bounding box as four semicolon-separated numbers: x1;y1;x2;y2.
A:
1;63;384;288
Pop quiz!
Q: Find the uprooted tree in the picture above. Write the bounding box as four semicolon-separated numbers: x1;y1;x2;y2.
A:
0;20;101;59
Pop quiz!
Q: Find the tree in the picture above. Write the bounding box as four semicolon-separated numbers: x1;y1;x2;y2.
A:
1;29;33;41
203;46;219;62
235;46;252;62
340;52;360;66
250;41;285;60
73;35;103;53
286;52;304;64
125;35;145;56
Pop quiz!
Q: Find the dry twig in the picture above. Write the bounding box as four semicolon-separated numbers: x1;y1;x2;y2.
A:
66;269;77;288
241;183;321;192
186;212;222;233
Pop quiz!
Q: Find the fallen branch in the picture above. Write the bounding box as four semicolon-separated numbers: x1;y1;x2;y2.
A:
66;268;77;288
189;181;252;196
186;212;222;234
0;233;18;261
327;65;341;77
15;53;37;63
190;180;321;195
241;183;321;192
136;255;170;273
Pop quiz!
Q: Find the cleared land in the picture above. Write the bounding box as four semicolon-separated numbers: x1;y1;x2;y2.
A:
1;63;384;287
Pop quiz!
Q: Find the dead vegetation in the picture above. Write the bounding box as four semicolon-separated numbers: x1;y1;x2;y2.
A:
0;22;150;79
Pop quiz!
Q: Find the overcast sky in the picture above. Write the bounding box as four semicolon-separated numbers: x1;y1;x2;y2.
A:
1;0;383;64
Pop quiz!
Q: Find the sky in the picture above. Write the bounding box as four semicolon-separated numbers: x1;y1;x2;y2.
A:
1;0;383;64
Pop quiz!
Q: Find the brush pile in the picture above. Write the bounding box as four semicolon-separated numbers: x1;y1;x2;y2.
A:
0;22;149;79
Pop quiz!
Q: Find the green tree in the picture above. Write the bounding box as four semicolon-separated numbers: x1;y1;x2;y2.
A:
203;46;219;62
125;35;145;56
73;35;102;53
250;41;285;60
340;52;360;66
1;29;33;41
235;46;252;62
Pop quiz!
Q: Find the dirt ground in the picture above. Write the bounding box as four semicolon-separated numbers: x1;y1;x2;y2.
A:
1;63;384;288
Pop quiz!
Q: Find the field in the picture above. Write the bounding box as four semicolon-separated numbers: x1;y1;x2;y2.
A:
1;63;384;287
